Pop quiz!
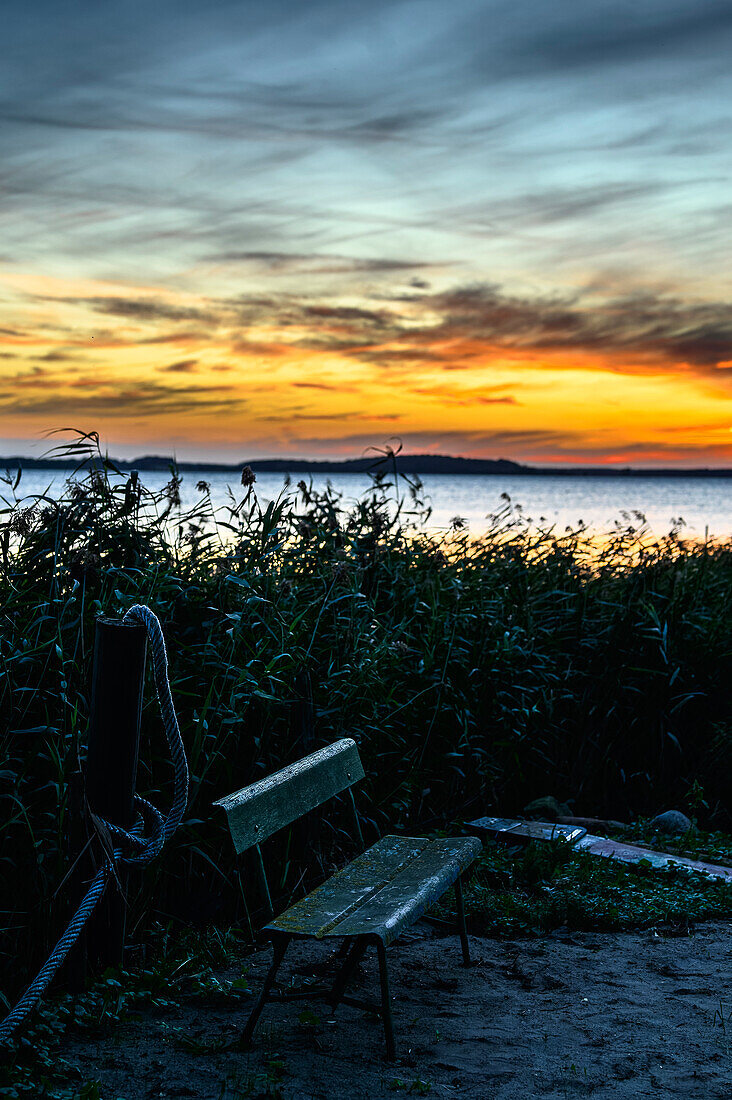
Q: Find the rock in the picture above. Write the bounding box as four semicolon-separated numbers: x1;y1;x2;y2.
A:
523;795;572;821
649;810;692;835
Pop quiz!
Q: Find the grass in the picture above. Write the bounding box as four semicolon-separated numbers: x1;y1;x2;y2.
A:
4;429;732;1008
0;922;254;1098
448;833;732;937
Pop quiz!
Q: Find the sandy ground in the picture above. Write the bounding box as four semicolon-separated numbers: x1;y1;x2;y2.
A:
64;921;732;1099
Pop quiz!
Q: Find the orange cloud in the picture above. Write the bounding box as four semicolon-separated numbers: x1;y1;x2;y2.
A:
2;269;732;464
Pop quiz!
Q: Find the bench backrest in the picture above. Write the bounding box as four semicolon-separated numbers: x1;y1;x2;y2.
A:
215;738;365;855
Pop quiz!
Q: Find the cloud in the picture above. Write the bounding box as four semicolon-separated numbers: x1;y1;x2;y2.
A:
76;297;219;325
303;304;391;328
39;350;74;362
230;337;289;357
159;358;198;373
292;381;343;391
293;282;732;373
516;2;732;74
0;86;446;148
259;410;403;423
1;366;51;389
204;250;439;275
220;282;732;375
0;376;242;418
455;181;669;232
140;330;210;345
412;383;519;406
350;346;452;366
2;0;730;301
289;428;571;458
22;277;732;378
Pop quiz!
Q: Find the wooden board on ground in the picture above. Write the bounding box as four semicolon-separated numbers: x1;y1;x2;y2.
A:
467;816;732;882
467;816;587;845
575;834;732;881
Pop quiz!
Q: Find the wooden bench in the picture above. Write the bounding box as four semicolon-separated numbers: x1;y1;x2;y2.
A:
215;738;481;1060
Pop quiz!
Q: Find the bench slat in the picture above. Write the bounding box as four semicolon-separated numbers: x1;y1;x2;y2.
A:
266;834;481;944
214;737;365;853
266;835;429;938
335;836;481;944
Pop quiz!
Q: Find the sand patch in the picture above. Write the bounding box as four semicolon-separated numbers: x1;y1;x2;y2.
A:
64;921;732;1099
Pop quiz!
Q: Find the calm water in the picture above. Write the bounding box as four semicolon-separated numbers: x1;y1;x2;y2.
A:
7;469;732;539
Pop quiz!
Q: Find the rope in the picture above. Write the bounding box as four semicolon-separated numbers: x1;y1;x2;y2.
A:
0;605;189;1043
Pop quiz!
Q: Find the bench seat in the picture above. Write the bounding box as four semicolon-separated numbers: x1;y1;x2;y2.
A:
267;834;481;944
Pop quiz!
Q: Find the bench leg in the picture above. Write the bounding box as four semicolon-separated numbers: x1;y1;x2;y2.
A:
336;935;354;960
238;933;291;1049
328;937;369;1013
454;874;471;967
375;938;396;1062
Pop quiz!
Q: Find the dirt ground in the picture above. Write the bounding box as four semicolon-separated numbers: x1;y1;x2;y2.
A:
65;921;732;1099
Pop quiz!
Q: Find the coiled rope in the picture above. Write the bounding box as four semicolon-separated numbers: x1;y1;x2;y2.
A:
0;605;189;1042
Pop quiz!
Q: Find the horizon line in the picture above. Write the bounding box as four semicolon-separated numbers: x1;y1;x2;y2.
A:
3;450;732;477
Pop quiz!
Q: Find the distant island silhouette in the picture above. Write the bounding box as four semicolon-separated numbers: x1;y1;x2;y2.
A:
3;452;732;478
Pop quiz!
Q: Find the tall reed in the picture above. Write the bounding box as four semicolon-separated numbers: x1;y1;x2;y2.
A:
2;432;731;997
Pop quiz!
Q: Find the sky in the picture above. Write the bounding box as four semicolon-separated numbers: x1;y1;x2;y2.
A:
1;0;732;465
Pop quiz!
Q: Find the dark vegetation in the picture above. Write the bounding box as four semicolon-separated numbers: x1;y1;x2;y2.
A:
448;830;732;938
3;430;732;1013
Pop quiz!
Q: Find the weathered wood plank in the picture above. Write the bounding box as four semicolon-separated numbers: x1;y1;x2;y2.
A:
266;835;429;938
468;816;587;845
575;834;732;880
214;738;364;853
267;835;481;944
334;836;481;944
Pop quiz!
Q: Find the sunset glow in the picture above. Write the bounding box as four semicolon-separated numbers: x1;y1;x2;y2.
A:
2;0;732;465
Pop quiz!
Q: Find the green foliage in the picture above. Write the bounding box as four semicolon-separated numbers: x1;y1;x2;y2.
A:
296;1009;321;1030
219;1059;287;1100
624;818;732;857
389;1079;433;1094
3;430;732;1002
0;921;252;1097
448;837;732;936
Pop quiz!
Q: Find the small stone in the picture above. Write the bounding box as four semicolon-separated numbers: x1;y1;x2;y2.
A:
649;810;692;834
523;795;572;821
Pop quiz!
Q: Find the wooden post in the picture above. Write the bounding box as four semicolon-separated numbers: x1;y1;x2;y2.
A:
84;616;147;970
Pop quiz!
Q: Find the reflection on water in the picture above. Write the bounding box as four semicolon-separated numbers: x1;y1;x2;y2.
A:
7;468;732;540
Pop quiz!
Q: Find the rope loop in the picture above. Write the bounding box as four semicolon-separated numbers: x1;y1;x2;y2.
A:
0;605;188;1043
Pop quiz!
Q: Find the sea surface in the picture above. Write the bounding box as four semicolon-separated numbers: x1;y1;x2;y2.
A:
6;468;732;540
